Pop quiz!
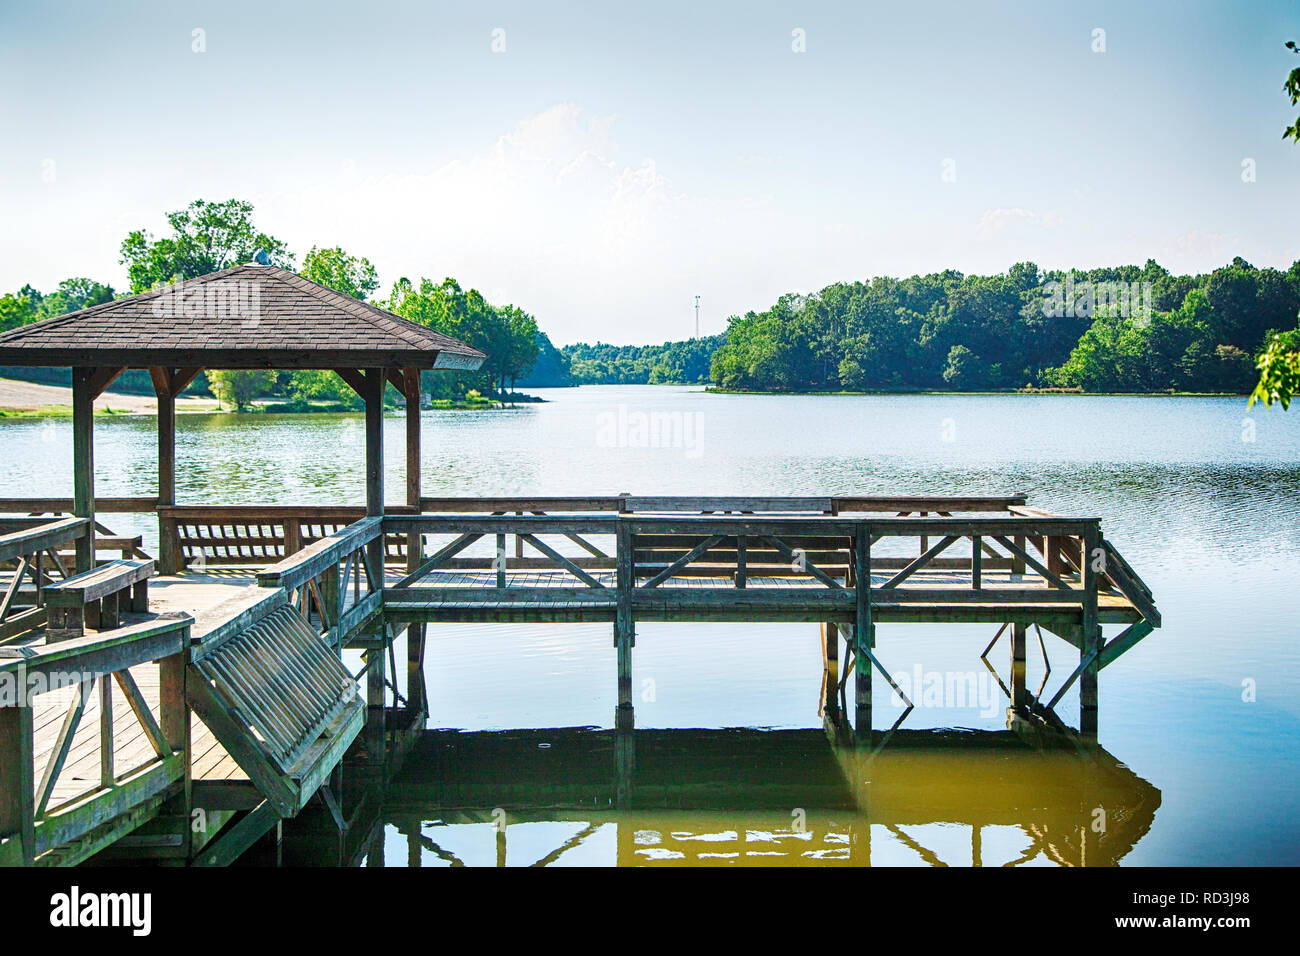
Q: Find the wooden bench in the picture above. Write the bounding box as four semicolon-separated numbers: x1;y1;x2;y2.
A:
44;559;154;639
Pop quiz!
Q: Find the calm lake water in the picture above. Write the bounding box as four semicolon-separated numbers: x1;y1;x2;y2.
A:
4;385;1299;866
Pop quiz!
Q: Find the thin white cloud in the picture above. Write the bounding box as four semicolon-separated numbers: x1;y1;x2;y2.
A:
975;207;1064;239
263;103;704;341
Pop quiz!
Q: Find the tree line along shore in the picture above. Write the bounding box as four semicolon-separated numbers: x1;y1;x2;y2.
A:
3;198;1298;408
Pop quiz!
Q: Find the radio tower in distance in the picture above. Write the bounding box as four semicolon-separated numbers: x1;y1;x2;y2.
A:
694;295;700;338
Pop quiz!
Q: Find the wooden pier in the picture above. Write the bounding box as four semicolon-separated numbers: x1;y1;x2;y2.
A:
1;493;1160;866
0;263;1160;866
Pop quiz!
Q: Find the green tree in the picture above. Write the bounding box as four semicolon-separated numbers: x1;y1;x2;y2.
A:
1252;42;1300;407
208;369;275;411
289;245;380;404
942;344;979;387
1284;40;1300;142
37;277;115;317
119;199;293;292
300;245;378;300
497;305;539;394
385;276;539;401
0;293;37;332
286;369;360;407
1251;329;1300;409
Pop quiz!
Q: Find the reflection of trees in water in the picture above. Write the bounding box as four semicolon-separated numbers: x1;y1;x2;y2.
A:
362;727;1159;868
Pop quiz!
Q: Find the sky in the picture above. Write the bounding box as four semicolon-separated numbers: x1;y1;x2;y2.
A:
1;0;1298;345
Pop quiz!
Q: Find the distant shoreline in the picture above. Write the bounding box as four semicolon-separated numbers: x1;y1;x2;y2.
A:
0;375;1256;417
702;386;1252;398
563;381;1253;398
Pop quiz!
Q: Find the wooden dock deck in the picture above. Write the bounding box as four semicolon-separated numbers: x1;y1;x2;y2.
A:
2;494;1161;867
0;285;1165;869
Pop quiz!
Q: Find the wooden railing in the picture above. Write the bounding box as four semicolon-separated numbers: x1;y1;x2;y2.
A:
0;614;191;866
379;509;1158;626
159;506;410;571
0;495;1031;573
255;517;386;649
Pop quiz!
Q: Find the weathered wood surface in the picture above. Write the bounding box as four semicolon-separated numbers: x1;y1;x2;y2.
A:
44;559;152;606
0;492;1160;865
0;612;246;866
380;509;1151;627
0;517;88;564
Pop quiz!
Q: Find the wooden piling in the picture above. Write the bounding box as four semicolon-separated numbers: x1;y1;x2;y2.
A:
821;621;839;716
615;521;634;731
366;640;387;771
407;623;426;719
615;723;635;810
1081;525;1101;738
1010;623;1028;709
854;529;872;743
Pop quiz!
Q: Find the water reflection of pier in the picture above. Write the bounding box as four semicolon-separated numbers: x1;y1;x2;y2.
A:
311;727;1159;867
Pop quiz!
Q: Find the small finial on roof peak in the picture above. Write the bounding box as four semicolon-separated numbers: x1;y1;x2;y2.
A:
252;249;271;265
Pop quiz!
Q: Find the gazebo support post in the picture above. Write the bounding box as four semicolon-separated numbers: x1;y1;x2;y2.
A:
401;368;427;727
71;367;96;576
150;367;178;574
403;368;421;574
363;369;386;763
363;368;385;519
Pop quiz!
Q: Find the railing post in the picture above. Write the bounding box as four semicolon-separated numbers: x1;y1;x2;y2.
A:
495;533;506;587
156;511;184;574
0;703;35;866
854;526;873;744
1080;523;1101;738
1010;623;1028;709
320;562;340;632
159;646;192;860
614;520;634;732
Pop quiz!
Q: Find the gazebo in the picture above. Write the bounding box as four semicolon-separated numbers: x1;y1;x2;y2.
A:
0;262;485;574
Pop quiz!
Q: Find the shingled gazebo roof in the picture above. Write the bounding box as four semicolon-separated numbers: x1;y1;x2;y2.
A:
0;264;486;370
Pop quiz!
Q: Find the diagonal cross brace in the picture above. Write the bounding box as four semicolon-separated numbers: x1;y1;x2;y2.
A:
640;535;724;589
1045;619;1154;710
881;535;961;589
761;535;845;590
